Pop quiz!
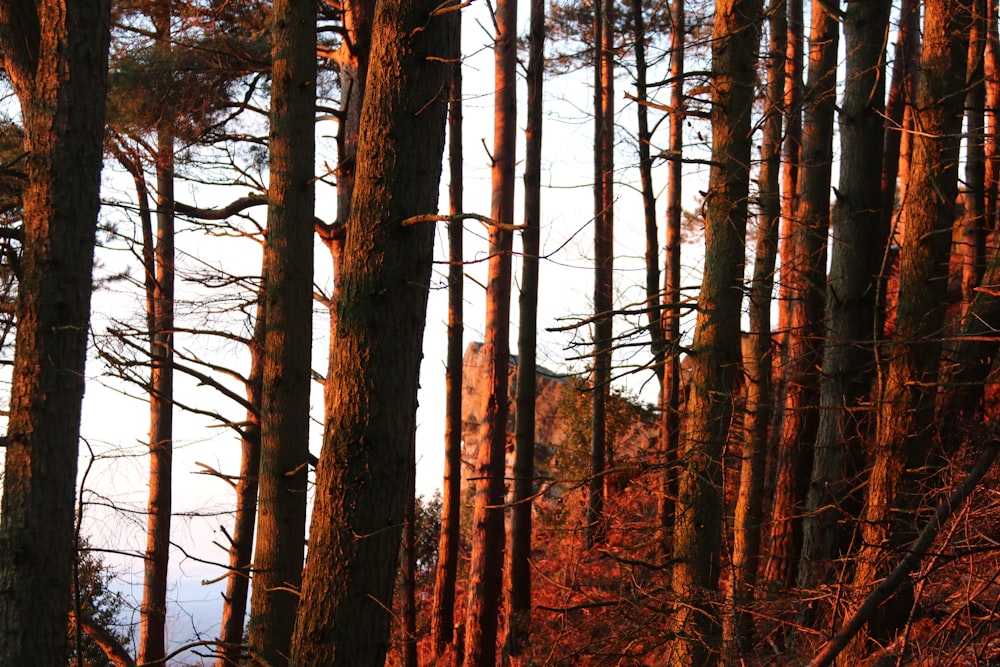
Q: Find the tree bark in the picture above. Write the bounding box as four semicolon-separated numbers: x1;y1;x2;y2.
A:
430;27;465;661
843;0;971;659
247;2;316;664
587;0;615;549
669;0;762;661
763;0;838;590
0;1;111;664
289;0;458;662
797;0;890;599
724;2;784;660
463;0;517;658
659;0;685;539
140;3;175;661
504;0;543;659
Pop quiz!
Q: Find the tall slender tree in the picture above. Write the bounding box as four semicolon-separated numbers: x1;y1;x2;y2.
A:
845;0;972;657
0;1;112;664
504;0;544;657
289;0;458;661
246;0;316;664
430;25;465;662
464;0;517;657
669;0;763;661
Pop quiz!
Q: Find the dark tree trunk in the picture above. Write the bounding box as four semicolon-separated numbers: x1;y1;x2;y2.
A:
669;0;763;661
587;0;615;549
289;0;458;662
430;25;465;661
0;1;111;664
504;0;543;659
796;0;890;601
764;0;839;590
844;0;971;658
724;3;785;660
247;1;316;664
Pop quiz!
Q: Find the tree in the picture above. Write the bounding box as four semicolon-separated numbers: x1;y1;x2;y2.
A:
289;0;458;661
245;0;316;664
725;0;785;658
586;0;615;549
844;0;972;658
430;24;465;662
0;2;112;664
669;0;763;661
463;0;517;658
505;0;544;657
797;0;890;599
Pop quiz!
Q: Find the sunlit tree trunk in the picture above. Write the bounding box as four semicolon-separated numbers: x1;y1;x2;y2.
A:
247;1;316;664
961;0;988;311
587;0;615;549
669;0;762;661
289;0;458;662
659;0;685;540
985;5;999;231
0;1;111;663
503;0;543;659
430;29;464;662
843;0;971;659
724;4;784;661
140;3;175;661
797;0;890;607
764;0;838;590
464;0;517;658
216;300;263;667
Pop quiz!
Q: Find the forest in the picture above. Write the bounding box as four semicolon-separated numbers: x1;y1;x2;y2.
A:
0;0;998;665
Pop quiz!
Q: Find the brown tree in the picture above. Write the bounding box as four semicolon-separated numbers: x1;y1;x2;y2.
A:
289;0;458;661
463;0;517;658
0;1;112;664
430;27;465;662
669;0;763;661
246;1;316;664
844;0;972;658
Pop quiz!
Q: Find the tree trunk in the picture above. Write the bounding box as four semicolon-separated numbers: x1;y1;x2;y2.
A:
504;0;543;660
985;4;999;231
247;2;316;664
659;0;685;539
763;0;838;590
669;0;762;661
140;4;175;661
724;3;784;660
797;0;890;600
587;0;615;549
464;0;517;658
961;0;988;310
430;27;465;661
216;299;264;667
843;0;971;659
289;0;457;662
0;2;111;664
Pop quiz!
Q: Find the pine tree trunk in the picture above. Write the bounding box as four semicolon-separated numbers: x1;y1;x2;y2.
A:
0;2;111;664
843;0;971;658
669;0;762;661
247;2;316;664
724;3;784;660
216;301;264;667
797;0;890;602
289;0;457;661
659;0;685;539
504;0;543;659
464;0;517;658
430;32;465;661
140;5;175;661
764;0;838;590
